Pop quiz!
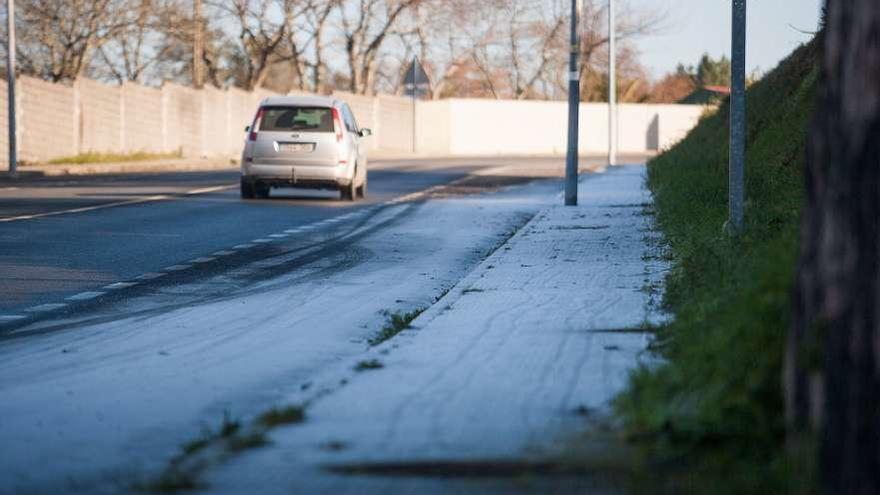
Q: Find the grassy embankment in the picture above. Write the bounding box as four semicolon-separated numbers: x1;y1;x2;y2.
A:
615;38;821;492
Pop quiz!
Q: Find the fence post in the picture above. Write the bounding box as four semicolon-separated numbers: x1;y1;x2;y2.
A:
728;0;747;233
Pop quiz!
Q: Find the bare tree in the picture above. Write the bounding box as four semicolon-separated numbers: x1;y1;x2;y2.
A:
16;0;124;82
91;0;184;84
336;0;423;95
787;1;880;493
215;0;299;91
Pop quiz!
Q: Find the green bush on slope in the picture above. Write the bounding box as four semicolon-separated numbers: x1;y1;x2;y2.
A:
615;39;821;489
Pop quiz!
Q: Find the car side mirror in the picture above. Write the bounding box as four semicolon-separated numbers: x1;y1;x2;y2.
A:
244;125;250;132
359;128;372;137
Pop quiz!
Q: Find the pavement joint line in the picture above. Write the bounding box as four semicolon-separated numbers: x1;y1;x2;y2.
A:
0;315;26;322
103;282;138;290
232;244;255;249
136;273;166;280
25;303;68;313
191;257;216;263
163;264;192;271
66;291;106;301
212;250;236;256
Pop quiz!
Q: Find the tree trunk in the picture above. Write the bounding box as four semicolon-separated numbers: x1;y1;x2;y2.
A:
787;1;880;493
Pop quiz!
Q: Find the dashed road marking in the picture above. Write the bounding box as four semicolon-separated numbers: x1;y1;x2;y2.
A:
0;315;26;323
191;257;216;263
269;234;288;238
66;291;105;301
252;239;273;243
104;282;138;290
232;244;255;250
136;272;166;280
185;185;235;195
164;264;192;271
284;229;302;234
212;250;235;256
25;303;68;313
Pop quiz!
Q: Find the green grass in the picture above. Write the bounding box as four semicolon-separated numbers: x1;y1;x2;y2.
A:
47;149;182;165
354;359;384;371
613;37;821;492
257;405;306;427
368;308;425;346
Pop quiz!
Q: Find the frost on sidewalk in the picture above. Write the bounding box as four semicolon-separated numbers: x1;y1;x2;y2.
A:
207;165;668;493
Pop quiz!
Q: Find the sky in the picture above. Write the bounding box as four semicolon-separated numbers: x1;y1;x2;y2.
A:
628;0;824;78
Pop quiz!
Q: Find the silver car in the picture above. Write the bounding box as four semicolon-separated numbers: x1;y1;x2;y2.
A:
240;96;371;200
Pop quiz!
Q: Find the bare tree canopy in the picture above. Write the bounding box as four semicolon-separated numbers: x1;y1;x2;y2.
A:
10;0;666;99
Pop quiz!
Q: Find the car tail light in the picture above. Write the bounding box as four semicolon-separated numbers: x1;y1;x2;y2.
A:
331;108;344;143
248;108;264;141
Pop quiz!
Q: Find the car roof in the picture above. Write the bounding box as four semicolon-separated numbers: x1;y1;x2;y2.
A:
260;95;338;108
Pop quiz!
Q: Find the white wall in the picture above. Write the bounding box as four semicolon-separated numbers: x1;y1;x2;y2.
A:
415;98;703;156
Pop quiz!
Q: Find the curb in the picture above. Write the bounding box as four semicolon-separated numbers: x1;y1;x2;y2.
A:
13;157;238;177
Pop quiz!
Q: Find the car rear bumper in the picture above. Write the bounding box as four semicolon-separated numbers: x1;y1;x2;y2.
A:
242;162;354;188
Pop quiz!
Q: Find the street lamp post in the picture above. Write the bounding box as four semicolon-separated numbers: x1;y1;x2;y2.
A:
729;0;747;233
608;0;617;167
564;0;581;206
6;0;16;175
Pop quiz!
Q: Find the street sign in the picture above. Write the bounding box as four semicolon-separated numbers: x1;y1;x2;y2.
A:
403;58;431;98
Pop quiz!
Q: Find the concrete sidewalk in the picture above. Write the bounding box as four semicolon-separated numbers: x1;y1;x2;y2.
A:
192;165;667;494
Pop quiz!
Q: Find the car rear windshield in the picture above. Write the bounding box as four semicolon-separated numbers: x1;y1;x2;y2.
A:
259;106;333;132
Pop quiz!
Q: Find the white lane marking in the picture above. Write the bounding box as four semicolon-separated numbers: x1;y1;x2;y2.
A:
104;282;138;290
25;303;68;313
212;250;235;256
163;264;192;271
0;184;235;223
269;234;288;238
284;229;302;234
136;272;166;280
66;291;105;301
232;244;255;250
0;315;26;323
299;225;315;230
190;257;216;263
252;239;273;243
185;185;235;195
0;195;169;223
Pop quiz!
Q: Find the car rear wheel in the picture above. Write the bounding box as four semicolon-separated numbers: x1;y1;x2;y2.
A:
340;180;356;201
254;181;271;199
240;178;255;199
356;174;367;198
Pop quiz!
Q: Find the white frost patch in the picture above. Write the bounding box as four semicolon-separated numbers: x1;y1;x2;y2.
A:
0;179;557;494
204;165;669;494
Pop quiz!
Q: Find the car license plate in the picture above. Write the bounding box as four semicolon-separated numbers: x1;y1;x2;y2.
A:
279;143;314;152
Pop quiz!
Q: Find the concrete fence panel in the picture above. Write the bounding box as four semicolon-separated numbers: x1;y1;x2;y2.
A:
78;79;123;155
19;77;76;162
375;95;414;152
123;82;164;153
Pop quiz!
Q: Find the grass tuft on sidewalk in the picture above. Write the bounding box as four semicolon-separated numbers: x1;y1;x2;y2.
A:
614;37;821;492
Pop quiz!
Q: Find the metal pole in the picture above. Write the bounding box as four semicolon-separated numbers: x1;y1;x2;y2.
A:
193;0;204;89
607;0;616;167
411;57;416;153
6;0;15;175
564;0;581;206
729;0;746;233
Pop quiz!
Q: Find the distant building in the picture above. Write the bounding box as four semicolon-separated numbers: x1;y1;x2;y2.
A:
679;85;731;105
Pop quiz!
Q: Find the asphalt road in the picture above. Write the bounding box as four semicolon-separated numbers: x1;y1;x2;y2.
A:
0;157;593;330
